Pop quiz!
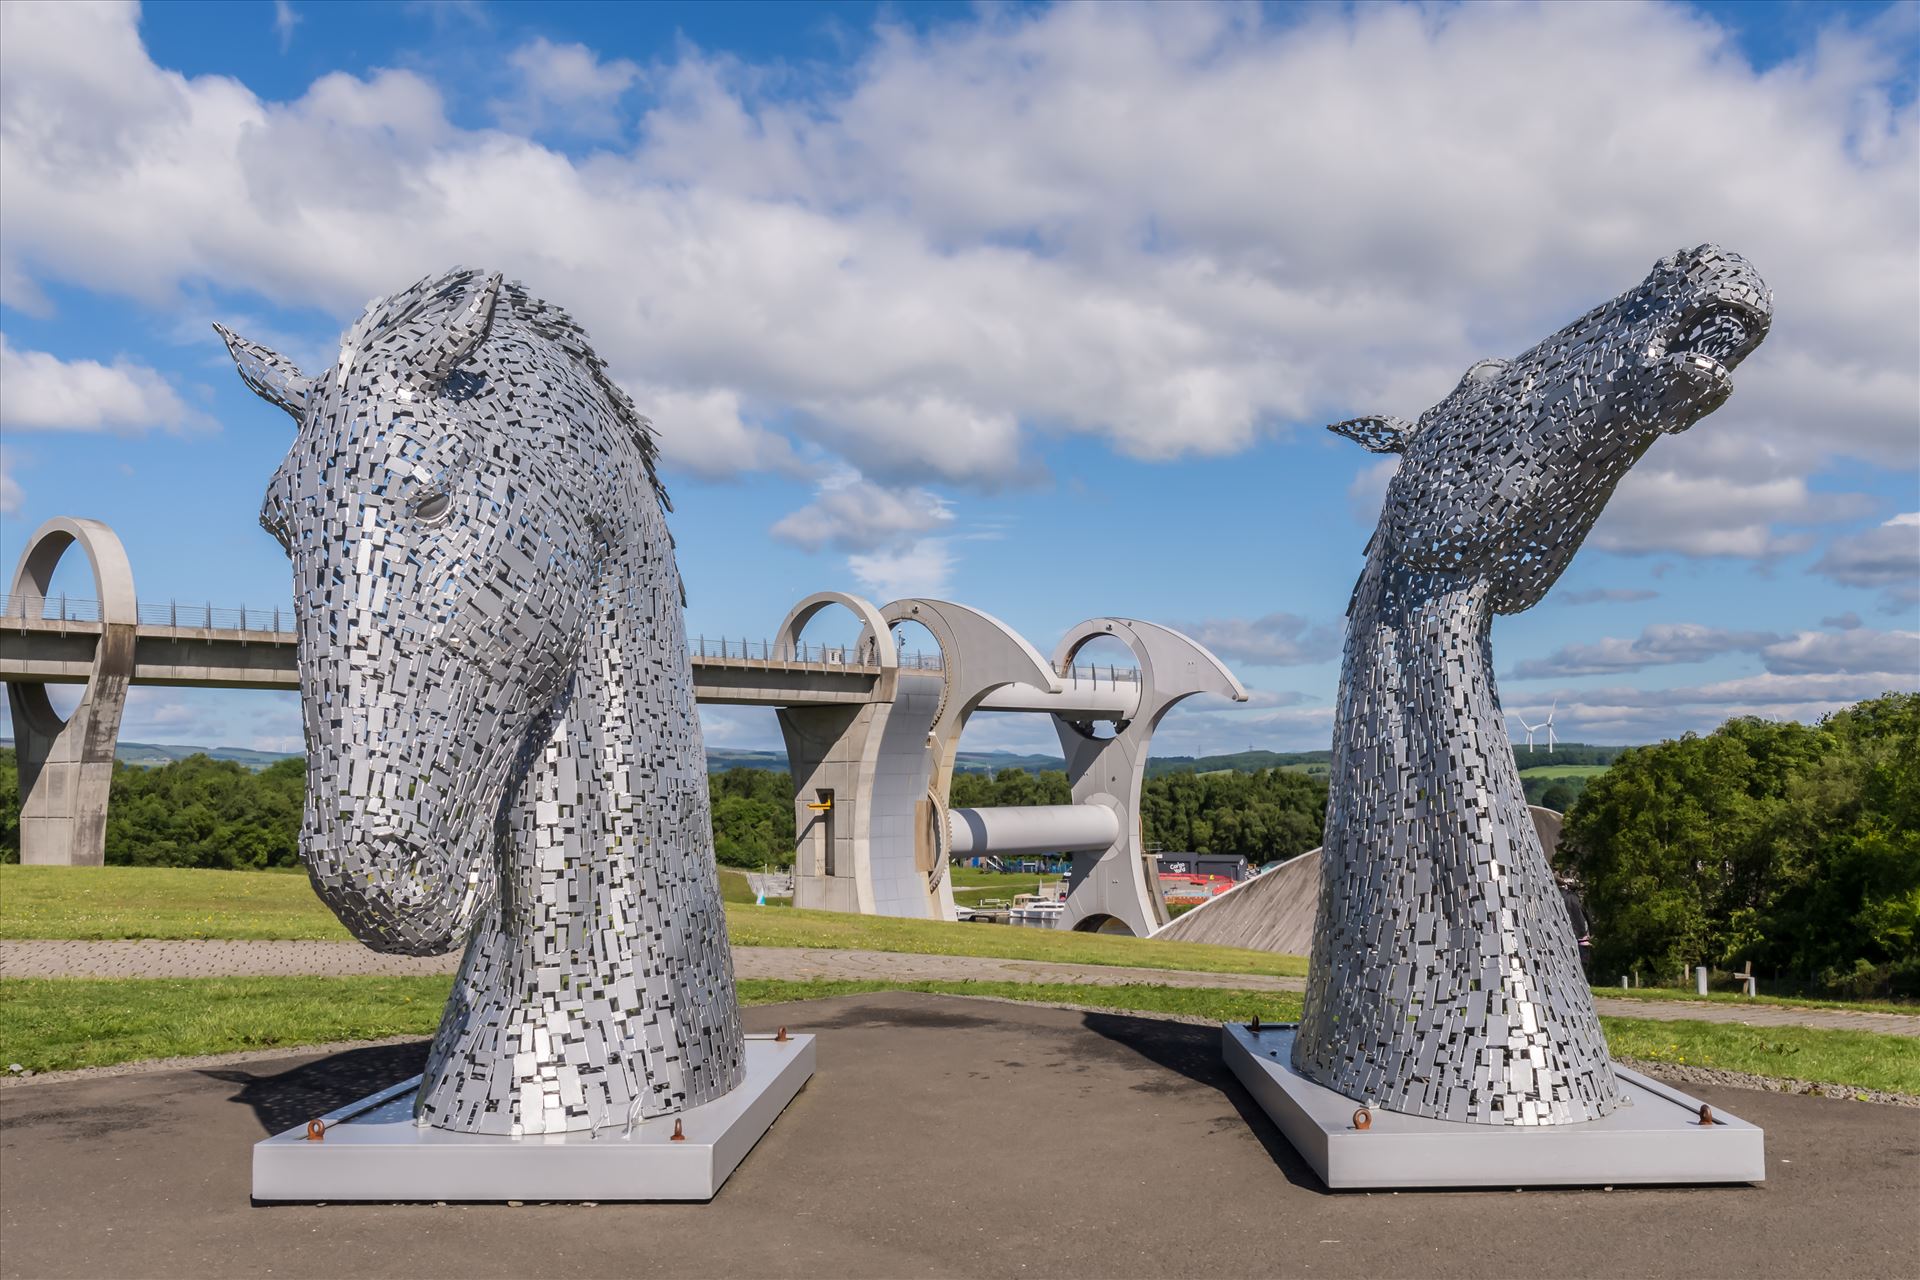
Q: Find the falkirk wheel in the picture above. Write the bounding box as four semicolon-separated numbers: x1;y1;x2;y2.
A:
770;592;1247;936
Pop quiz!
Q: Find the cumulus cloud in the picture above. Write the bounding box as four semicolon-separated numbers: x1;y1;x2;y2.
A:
1524;671;1912;745
1557;587;1660;605
627;382;803;481
1821;611;1863;631
0;456;21;515
492;37;640;137
847;538;955;601
1181;612;1340;668
1811;512;1920;609
1510;622;1780;679
0;0;1909;529
770;472;953;553
0;334;210;433
1759;628;1920;677
1589;433;1877;559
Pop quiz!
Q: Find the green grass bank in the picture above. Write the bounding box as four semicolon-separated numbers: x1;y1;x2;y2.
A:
4;975;1916;1096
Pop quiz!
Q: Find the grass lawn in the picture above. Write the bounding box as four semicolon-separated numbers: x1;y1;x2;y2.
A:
4;976;1915;1096
717;869;790;907
724;904;1306;977
1601;1015;1920;1096
0;865;1305;979
1595;986;1919;1016
1517;763;1611;779
0;866;352;942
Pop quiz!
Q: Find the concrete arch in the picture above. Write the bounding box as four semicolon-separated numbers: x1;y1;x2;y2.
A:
1052;617;1247;713
864;599;1062;919
773;590;898;702
5;517;138;866
1048;618;1249;937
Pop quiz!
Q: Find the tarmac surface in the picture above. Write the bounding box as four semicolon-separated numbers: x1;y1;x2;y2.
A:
5;939;1918;1035
2;992;1916;1280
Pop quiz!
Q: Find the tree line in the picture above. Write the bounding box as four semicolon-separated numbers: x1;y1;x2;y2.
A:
1557;692;1918;997
0;754;1327;872
5;695;1910;997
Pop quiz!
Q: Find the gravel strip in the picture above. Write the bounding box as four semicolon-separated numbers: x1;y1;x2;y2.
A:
1614;1056;1919;1109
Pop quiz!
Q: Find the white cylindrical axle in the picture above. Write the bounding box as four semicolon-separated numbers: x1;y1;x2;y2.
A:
947;804;1120;857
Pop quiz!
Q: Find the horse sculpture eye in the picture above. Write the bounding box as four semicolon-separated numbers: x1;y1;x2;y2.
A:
411;491;453;524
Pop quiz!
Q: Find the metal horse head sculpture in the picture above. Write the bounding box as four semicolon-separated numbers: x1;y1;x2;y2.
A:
219;269;743;1136
1296;245;1770;1125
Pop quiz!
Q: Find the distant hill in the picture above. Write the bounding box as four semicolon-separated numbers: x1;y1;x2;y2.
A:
1146;750;1330;778
0;739;301;771
707;747;1071;774
6;739;1634;778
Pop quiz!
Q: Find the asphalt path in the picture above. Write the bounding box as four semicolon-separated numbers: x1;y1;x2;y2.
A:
1;993;1915;1280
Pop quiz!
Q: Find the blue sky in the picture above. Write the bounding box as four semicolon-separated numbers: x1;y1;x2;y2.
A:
2;0;1916;757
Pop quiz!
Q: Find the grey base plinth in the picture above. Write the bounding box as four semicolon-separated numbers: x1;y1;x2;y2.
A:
253;1033;814;1202
1223;1024;1763;1189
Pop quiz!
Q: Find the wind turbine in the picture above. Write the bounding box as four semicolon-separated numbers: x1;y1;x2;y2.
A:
1511;700;1558;755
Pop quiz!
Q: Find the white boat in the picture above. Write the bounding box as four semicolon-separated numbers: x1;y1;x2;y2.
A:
1007;895;1066;929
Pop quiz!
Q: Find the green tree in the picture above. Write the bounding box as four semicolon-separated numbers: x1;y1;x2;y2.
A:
1559;693;1920;995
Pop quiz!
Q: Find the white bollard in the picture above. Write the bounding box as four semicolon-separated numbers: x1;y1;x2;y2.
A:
1695;965;1709;996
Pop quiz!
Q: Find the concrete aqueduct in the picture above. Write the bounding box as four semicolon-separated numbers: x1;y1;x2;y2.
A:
1;516;1246;937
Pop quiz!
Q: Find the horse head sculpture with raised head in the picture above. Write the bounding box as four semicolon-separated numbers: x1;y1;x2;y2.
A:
1296;246;1770;1125
219;269;743;1136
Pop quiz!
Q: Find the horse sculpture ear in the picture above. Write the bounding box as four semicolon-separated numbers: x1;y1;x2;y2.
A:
407;271;503;391
1328;415;1412;454
213;324;312;423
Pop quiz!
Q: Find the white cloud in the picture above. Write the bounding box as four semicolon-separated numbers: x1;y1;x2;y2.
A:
273;1;300;54
0;334;210;433
1529;672;1913;745
0;0;1909;523
1347;456;1398;525
626;382;802;481
1759;628;1920;678
1511;620;1919;681
1811;512;1920;609
1180;612;1340;668
0;457;21;515
492;37;640;138
1510;622;1781;679
770;472;952;552
1590;439;1876;559
847;538;955;601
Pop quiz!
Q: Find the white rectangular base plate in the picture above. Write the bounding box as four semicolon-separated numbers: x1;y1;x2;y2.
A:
253;1033;815;1202
1224;1023;1763;1189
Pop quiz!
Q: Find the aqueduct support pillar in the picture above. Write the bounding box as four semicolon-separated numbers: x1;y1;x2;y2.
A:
4;518;138;866
1049;619;1247;936
771;592;902;915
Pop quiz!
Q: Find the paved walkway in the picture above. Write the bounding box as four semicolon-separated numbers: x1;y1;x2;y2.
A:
4;939;1916;1035
3;993;1917;1280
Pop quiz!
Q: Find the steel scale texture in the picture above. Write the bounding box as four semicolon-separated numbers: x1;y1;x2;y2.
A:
1295;246;1773;1127
220;269;746;1140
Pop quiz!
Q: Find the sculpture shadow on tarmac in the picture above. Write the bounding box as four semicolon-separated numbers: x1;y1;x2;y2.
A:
203;1043;431;1138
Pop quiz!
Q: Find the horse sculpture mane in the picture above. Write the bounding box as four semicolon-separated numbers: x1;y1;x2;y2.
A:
335;269;667;498
220;269;742;1136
